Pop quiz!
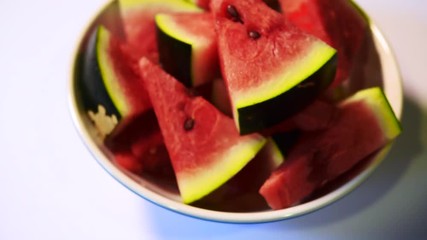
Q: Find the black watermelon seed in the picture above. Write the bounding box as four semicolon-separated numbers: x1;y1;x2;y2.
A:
184;117;195;131
226;5;243;23
248;30;261;39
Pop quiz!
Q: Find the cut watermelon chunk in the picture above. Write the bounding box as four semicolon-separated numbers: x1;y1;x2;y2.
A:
79;25;153;120
155;12;219;87
118;0;203;63
95;26;152;117
211;0;337;134
279;0;369;88
259;87;401;209
139;58;267;203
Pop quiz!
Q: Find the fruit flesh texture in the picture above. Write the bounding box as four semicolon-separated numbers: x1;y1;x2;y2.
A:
118;0;202;63
259;87;401;209
187;0;211;10
279;0;369;88
96;26;152;118
105;111;174;179
188;0;281;11
139;58;266;204
211;0;336;134
83;0;203;119
191;138;284;212
156;13;219;87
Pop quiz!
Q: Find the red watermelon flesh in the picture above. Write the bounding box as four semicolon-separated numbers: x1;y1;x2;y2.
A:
279;0;330;44
188;0;281;11
292;99;338;131
211;78;233;116
139;57;266;204
192;138;284;211
98;26;152;117
211;0;337;134
118;0;202;63
259;87;401;209
189;0;211;10
279;0;369;88
260;99;338;136
105;111;174;178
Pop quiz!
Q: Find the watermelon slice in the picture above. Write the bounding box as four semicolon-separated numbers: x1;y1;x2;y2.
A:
155;12;219;87
211;0;337;134
139;58;267;203
279;0;369;88
80;1;203;120
79;25;152;119
192;138;284;211
259;87;402;209
94;26;152;118
118;0;203;63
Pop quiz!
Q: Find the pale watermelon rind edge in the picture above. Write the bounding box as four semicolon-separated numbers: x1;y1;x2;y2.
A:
155;13;208;47
178;136;267;204
233;41;337;109
341;87;402;141
265;138;286;168
96;25;130;117
154;13;214;87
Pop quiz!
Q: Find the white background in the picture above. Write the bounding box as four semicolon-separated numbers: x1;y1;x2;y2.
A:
1;0;426;239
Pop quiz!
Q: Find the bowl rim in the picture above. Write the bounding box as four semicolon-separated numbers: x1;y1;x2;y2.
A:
68;2;403;223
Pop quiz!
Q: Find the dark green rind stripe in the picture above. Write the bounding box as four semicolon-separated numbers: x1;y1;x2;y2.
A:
238;53;337;135
76;25;121;119
156;25;193;88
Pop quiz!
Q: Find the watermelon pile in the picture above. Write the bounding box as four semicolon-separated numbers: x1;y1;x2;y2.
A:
81;0;401;210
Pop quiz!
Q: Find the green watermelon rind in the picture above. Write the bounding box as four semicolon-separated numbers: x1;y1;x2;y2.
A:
264;138;286;168
96;26;130;117
235;52;337;134
155;13;206;46
96;0;203;116
138;57;268;204
179;137;267;203
233;41;337;109
155;13;217;87
341;87;402;141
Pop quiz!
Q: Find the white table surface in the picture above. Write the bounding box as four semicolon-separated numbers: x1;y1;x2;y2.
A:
1;0;426;239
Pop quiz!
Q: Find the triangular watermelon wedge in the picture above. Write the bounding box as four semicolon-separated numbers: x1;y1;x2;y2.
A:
211;0;337;134
139;58;267;203
259;87;401;209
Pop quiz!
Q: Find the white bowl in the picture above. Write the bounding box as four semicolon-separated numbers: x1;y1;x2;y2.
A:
69;1;402;223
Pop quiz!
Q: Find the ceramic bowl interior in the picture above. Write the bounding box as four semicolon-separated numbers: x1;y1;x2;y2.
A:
69;1;403;223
